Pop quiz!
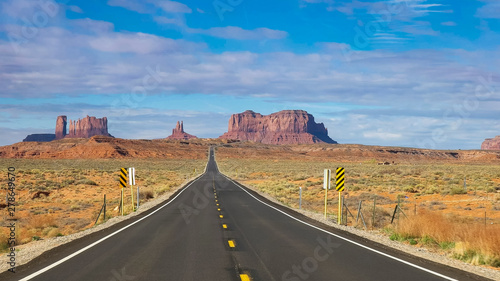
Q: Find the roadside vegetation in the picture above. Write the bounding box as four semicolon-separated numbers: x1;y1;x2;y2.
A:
217;158;500;268
0;159;206;252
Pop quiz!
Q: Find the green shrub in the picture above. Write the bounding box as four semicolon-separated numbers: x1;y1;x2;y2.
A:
75;178;97;186
439;241;455;250
450;187;467;195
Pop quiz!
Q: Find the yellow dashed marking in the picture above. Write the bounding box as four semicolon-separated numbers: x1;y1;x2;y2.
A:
220;215;224;218
216;203;219;206
217;208;221;211
228;240;235;248
222;224;227;229
240;274;250;281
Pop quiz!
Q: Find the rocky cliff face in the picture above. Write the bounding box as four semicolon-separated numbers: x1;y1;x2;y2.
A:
166;121;197;140
54;115;112;139
23;134;56;142
219;110;336;145
55;116;67;140
481;136;500;150
66;116;112;138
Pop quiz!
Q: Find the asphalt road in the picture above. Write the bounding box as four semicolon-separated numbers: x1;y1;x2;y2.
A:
1;148;490;281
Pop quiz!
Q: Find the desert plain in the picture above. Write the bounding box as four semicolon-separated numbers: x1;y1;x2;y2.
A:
1;137;500;272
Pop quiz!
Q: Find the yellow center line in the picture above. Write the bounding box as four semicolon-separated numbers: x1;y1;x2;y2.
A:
222;224;227;229
219;215;223;218
216;203;219;206
217;208;221;211
240;274;250;281
228;240;235;248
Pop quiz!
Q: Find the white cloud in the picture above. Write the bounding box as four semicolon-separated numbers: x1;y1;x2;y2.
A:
401;23;439;36
363;131;403;140
1;0;42;18
157;0;192;14
154;16;185;27
153;15;288;41
187;26;288;40
107;0;152;13
88;32;199;54
107;0;192;14
72;18;115;34
441;21;457;26
68;5;83;13
476;0;500;19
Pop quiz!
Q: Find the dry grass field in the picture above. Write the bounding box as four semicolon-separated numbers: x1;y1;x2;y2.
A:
0;159;206;252
216;155;500;268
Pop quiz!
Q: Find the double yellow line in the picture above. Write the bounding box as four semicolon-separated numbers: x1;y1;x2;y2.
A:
214;178;251;281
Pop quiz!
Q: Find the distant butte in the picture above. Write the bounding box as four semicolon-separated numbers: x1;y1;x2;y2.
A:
166;121;197;140
481;136;500;150
219;110;337;145
56;115;113;139
23;115;112;142
23;134;56;142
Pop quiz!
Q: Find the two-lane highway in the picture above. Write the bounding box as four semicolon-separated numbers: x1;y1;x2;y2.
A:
1;147;489;281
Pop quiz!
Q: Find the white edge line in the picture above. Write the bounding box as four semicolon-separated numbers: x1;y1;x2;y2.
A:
220;173;459;281
19;172;206;281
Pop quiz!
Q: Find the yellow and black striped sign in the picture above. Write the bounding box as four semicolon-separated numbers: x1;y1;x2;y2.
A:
336;167;345;192
119;168;128;188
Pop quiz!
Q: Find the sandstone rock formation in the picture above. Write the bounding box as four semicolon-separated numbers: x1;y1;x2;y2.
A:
23;134;56;142
57;115;112;139
219;110;336;145
166;121;197;140
55;116;67;140
481;136;500;150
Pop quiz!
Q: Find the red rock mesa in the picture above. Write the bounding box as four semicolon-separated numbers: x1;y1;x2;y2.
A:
219;110;336;145
56;115;112;139
481;136;500;150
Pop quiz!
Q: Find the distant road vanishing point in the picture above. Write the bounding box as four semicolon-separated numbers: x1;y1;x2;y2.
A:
1;148;489;281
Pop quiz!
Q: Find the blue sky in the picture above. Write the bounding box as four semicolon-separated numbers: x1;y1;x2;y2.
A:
0;0;499;149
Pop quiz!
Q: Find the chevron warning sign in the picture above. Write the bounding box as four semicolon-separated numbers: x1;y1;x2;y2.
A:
336;167;345;192
120;168;128;188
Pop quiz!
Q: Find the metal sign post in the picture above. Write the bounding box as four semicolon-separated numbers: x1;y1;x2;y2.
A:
120;189;123;216
299;187;302;210
129;167;135;211
323;169;331;219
